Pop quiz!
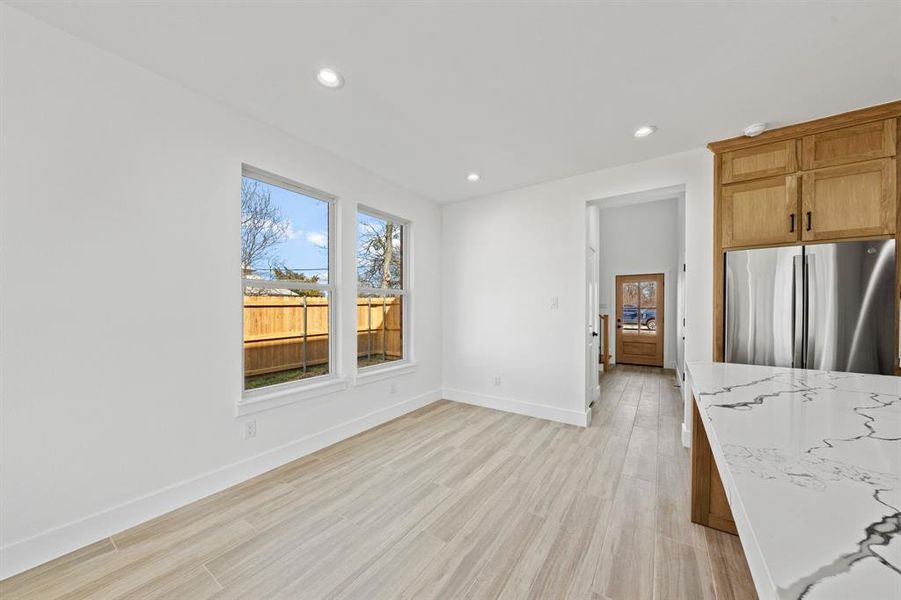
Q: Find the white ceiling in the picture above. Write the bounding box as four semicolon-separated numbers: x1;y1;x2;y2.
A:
11;1;901;203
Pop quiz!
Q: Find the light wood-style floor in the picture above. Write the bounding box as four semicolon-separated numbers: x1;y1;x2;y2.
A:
1;365;757;599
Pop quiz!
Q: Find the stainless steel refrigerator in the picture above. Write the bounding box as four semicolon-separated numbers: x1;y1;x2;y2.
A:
725;239;896;375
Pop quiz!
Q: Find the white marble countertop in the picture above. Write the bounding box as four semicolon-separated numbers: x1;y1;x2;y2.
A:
687;361;901;600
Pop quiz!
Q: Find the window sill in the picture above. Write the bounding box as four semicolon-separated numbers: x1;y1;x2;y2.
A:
355;361;418;385
237;376;349;416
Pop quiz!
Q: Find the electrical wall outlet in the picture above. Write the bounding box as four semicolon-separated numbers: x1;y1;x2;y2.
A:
243;420;257;440
389;381;397;394
550;296;559;310
493;376;501;386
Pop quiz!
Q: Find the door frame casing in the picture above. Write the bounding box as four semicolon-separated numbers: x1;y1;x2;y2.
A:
611;271;668;368
586;246;600;408
585;206;601;413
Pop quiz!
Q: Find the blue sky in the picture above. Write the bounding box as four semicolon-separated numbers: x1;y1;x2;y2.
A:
244;176;330;281
357;212;384;233
243;175;400;286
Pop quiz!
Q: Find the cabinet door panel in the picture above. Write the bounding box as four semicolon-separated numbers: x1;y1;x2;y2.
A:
722;140;797;184
721;176;799;248
801;119;896;170
801;158;896;241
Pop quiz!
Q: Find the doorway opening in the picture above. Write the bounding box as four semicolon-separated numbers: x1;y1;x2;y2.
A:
615;273;664;367
585;185;686;415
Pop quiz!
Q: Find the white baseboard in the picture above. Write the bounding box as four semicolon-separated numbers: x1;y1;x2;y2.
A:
682;421;691;448
0;388;442;580
443;388;589;427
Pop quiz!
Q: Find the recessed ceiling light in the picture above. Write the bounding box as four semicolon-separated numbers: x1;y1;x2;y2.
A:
743;122;767;137
316;67;344;89
633;125;657;138
467;173;480;182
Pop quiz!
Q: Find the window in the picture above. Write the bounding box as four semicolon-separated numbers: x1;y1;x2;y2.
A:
241;166;335;393
357;208;408;369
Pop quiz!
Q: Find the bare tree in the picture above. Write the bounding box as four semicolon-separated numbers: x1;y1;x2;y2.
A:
241;178;289;274
381;222;394;286
357;220;401;288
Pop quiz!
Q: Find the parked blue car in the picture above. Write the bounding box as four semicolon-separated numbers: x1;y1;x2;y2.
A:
622;305;657;329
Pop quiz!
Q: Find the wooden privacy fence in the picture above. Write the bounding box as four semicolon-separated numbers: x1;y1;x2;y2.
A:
243;294;402;376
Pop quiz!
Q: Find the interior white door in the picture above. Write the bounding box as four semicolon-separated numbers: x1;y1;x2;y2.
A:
586;246;600;407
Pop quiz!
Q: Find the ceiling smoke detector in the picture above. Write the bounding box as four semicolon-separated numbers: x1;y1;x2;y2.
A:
743;123;767;137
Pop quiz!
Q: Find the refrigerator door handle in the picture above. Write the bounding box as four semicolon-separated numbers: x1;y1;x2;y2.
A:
793;254;804;368
804;254;814;369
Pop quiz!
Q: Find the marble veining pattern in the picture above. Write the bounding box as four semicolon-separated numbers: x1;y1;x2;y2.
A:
688;362;901;600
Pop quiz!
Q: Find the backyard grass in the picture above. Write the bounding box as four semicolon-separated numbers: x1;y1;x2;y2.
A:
244;355;403;390
357;355;402;368
244;363;329;390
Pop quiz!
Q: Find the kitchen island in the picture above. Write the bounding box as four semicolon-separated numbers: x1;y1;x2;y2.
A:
687;361;900;600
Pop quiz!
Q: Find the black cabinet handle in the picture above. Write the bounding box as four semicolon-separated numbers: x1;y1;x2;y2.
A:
806;211;812;231
790;213;795;232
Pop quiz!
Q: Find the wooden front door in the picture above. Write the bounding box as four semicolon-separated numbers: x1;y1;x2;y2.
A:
615;273;664;367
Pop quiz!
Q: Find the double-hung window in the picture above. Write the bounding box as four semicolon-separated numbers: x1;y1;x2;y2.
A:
241;165;335;394
356;208;409;370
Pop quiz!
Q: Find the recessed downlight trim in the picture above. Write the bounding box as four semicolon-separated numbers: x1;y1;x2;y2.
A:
633;125;657;138
316;67;344;89
466;172;480;182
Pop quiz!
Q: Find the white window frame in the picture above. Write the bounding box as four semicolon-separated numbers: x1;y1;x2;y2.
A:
355;205;414;382
238;164;346;415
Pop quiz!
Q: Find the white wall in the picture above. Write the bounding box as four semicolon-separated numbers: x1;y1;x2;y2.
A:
597;197;680;369
0;6;442;577
441;148;713;438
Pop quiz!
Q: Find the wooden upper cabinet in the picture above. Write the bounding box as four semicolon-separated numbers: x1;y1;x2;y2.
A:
801;119;896;170
801;158;896;241
721;140;797;184
721;175;799;248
